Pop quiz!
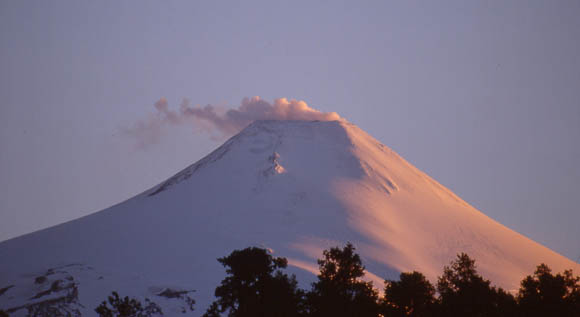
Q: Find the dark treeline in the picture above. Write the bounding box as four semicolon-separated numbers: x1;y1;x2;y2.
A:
90;243;580;317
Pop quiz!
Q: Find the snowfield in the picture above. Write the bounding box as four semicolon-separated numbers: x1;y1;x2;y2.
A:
1;120;578;316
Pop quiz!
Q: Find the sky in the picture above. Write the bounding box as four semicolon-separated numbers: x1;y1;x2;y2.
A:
1;1;579;262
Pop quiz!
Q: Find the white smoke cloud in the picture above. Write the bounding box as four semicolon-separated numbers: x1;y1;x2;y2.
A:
123;96;343;148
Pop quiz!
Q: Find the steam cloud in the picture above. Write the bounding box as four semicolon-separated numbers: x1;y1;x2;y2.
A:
124;96;342;148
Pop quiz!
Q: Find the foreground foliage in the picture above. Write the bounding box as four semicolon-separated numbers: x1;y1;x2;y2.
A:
518;263;580;316
95;291;162;317
203;247;305;317
202;245;579;317
308;243;379;317
382;271;435;316
436;253;516;317
89;244;579;317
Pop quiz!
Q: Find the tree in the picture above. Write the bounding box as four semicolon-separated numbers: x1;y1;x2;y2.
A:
95;291;162;317
307;243;379;317
382;271;435;316
518;263;580;316
204;247;305;317
436;253;515;317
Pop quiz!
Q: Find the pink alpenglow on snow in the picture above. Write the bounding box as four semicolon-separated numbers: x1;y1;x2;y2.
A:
124;97;342;148
1;119;578;316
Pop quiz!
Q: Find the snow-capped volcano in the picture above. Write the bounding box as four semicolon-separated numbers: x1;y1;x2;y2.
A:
1;120;578;315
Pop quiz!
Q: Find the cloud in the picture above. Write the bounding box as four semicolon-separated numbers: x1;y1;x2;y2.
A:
123;96;342;148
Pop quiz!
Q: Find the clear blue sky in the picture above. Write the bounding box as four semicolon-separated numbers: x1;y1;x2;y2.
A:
1;1;579;262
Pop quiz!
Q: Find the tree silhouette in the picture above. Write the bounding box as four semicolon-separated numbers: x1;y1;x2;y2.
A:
307;243;379;317
203;247;305;317
518;263;580;316
436;253;516;317
95;291;162;317
382;271;435;316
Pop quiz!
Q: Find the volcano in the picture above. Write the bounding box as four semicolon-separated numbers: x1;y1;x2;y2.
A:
1;119;578;315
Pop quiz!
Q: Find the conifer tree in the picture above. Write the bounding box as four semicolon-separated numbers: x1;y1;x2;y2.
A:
518;263;580;316
204;247;305;317
95;291;162;317
436;253;515;317
382;271;435;316
307;243;379;317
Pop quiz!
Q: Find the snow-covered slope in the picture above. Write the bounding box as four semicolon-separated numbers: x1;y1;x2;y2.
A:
1;120;578;315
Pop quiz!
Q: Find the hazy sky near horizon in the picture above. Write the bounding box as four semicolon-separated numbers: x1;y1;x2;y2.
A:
1;1;579;262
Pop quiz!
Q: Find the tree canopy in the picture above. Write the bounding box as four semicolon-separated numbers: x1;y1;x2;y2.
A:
90;243;580;317
204;247;305;317
95;291;162;317
518;263;580;316
307;242;379;317
436;253;516;317
382;271;435;317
